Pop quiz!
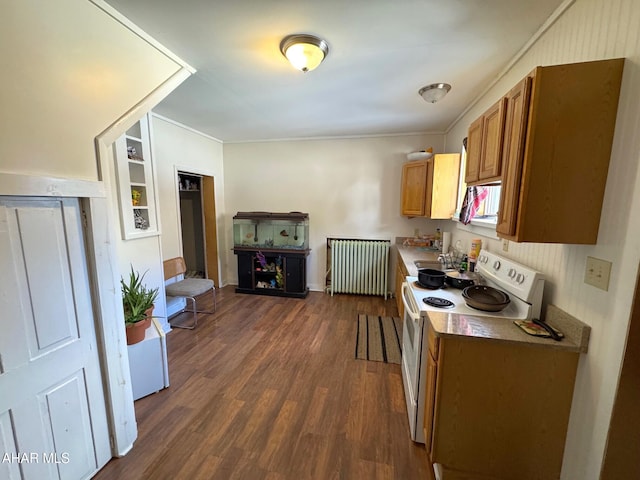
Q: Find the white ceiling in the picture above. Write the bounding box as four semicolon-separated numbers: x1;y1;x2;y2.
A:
105;0;565;143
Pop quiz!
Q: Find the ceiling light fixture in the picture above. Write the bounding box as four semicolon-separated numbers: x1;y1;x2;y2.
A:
419;83;452;103
280;34;329;73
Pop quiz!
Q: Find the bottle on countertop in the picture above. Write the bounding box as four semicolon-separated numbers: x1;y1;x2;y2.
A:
460;254;468;271
468;238;481;272
471;238;482;257
468;254;476;272
435;228;442;250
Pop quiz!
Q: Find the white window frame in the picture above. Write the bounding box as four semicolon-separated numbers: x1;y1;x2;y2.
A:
453;140;501;239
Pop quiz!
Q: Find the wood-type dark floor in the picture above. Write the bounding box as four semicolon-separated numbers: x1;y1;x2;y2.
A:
93;286;430;480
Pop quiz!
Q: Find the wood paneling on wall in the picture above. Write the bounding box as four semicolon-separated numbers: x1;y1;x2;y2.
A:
444;0;640;479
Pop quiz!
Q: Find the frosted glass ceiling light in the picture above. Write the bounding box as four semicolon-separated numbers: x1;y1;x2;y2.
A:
280;34;329;72
419;83;452;103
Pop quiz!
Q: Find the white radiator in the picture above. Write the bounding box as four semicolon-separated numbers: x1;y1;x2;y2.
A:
329;239;390;299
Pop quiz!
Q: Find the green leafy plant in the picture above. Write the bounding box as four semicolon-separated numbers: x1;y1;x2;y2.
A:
121;267;159;325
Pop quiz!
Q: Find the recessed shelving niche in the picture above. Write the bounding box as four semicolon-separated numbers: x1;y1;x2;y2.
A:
113;114;160;240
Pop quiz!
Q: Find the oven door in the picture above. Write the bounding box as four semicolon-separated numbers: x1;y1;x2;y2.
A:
401;282;423;440
402;283;422;393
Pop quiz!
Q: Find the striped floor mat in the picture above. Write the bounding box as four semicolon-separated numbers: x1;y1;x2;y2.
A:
355;314;402;364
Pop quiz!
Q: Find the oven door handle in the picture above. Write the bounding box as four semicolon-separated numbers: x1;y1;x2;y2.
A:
401;282;420;320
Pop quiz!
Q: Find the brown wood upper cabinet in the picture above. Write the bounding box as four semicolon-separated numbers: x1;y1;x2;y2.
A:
465;98;506;185
401;153;461;219
496;58;624;244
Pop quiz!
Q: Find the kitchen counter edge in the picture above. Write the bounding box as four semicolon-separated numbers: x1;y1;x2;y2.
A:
426;305;590;354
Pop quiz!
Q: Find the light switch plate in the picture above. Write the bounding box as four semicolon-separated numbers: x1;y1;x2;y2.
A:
584;256;612;291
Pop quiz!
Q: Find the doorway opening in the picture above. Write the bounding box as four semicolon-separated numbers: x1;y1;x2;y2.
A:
177;171;219;287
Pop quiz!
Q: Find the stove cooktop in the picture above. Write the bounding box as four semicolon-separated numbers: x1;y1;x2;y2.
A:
423;296;455;309
407;249;544;321
406;276;530;320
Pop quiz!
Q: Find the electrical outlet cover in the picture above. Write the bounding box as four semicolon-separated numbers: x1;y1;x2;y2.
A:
584;256;612;291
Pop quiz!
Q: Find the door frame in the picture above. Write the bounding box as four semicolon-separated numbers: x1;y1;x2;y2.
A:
600;262;640;478
0;172;137;460
0;195;113;477
174;166;220;287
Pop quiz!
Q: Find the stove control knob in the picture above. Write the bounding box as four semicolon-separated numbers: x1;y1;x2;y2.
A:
493;260;501;270
516;273;525;284
508;268;517;278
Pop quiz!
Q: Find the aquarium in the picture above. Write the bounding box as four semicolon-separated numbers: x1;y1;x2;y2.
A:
233;212;309;250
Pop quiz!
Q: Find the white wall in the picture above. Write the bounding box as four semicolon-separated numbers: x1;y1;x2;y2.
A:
0;0;195;457
443;0;640;477
99;135;170;332
152;115;226;281
0;0;182;181
223;134;446;291
1;0;190;333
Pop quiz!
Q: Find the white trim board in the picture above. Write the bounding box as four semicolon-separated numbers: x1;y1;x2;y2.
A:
94;67;193;152
88;0;195;74
0;172;105;198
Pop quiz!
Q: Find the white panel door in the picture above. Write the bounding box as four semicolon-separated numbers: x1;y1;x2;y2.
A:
0;197;110;480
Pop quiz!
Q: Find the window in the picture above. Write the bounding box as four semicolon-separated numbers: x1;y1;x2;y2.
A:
472;185;500;219
454;139;501;232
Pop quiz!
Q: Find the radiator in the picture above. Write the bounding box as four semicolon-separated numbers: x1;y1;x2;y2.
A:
329;239;390;299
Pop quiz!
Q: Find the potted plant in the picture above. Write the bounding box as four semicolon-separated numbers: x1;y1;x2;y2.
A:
121;266;159;345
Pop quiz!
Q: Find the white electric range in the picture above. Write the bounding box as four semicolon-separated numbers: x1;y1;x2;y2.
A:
400;249;544;443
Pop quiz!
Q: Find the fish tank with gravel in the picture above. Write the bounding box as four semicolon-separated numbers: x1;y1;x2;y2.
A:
233;212;309;250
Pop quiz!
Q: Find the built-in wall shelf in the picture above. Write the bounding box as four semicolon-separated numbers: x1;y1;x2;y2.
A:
114;114;160;240
178;173;201;192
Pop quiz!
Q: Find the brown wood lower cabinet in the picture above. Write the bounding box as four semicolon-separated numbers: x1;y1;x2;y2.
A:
423;328;579;480
395;251;409;318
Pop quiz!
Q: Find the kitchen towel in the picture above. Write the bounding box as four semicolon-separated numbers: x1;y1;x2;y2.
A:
459;186;489;224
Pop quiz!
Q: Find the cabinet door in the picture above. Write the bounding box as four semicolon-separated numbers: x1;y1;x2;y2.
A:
401;160;428;216
479;98;506;182
497;76;532;237
237;253;253;289
395;257;408;318
395;264;402;317
285;256;305;293
423;159;435;217
465;116;483;184
430;154;461;219
423;349;438;459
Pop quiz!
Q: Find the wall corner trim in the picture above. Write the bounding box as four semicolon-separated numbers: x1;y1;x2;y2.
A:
88;0;196;74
